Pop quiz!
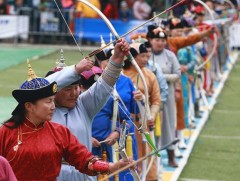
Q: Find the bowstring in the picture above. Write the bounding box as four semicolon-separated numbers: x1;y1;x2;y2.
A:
53;0;84;57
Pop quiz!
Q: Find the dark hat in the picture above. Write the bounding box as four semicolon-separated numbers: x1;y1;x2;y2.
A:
168;17;191;29
129;43;148;58
95;50;108;61
95;49;113;61
106;49;114;59
147;25;168;39
123;43;148;70
45;49;80;85
144;41;152;48
96;35;115;62
12;61;57;115
79;66;103;88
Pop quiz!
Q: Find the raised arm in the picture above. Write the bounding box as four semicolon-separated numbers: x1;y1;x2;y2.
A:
170;28;214;50
46;58;93;91
79;39;130;119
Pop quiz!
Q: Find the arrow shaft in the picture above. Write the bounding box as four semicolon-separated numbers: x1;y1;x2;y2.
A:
88;0;187;57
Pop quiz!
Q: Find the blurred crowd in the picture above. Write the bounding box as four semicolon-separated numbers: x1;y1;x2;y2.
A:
0;0;164;21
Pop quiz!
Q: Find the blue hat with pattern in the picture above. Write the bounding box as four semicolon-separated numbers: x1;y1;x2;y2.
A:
12;61;57;115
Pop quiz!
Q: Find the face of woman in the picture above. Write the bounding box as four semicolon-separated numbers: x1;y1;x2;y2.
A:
55;84;80;108
135;53;148;68
150;38;167;52
26;96;55;122
146;47;152;60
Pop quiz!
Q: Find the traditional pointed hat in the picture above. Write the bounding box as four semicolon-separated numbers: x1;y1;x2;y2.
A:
95;34;114;61
12;61;57;115
45;49;80;85
147;24;168;39
129;43;148;58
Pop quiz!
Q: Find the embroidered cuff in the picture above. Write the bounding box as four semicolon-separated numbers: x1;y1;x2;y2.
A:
109;58;124;68
102;61;122;86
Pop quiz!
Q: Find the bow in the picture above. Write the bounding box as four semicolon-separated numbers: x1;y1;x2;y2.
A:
88;0;187;57
135;76;152;180
76;2;161;181
54;0;185;178
77;0;160;153
116;120;141;181
99;139;179;181
195;0;218;70
223;0;238;21
111;89;140;180
224;0;236;10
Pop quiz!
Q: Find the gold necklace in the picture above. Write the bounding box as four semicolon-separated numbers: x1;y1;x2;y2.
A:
9;126;22;163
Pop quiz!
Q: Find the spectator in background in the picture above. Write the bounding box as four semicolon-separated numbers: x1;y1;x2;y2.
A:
10;0;26;14
119;0;132;21
133;0;151;20
76;0;101;18
171;0;190;17
125;0;134;8
38;0;51;11
0;0;8;14
230;0;238;7
103;0;118;19
150;0;165;14
99;0;108;12
60;0;74;33
61;0;74;9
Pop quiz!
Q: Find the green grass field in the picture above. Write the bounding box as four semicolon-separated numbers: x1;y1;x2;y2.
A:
0;49;90;122
0;49;90;97
180;59;240;181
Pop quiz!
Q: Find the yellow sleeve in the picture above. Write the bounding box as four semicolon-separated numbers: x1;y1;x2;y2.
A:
76;2;83;12
149;73;161;106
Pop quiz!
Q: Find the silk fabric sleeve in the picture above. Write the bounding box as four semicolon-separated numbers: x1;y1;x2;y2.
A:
45;65;80;91
62;127;94;174
78;77;113;120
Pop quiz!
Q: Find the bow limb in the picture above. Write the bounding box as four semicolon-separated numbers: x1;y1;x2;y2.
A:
111;89;119;132
224;0;236;10
135;78;159;179
195;0;218;70
78;0;151;126
77;1;159;179
77;0;155;148
113;87;144;180
223;0;238;21
99;139;179;181
119;149;141;180
118;121;141;181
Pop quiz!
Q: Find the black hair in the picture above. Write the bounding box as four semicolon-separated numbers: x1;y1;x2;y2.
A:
3;104;26;129
123;59;132;70
144;41;152;48
79;75;97;89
